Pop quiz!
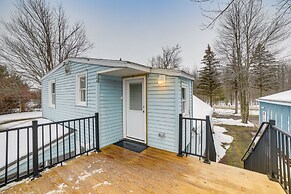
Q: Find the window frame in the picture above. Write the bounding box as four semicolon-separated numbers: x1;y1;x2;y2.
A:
76;71;87;107
181;86;190;116
48;80;56;108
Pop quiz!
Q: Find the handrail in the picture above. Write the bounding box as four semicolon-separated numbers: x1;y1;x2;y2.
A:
241;122;270;161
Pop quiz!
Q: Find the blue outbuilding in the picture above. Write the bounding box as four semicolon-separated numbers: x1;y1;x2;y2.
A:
258;90;291;133
41;57;194;153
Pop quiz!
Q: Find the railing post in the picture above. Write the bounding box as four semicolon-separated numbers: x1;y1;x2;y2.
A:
32;120;40;178
177;114;184;157
204;116;211;164
268;119;277;180
95;113;101;152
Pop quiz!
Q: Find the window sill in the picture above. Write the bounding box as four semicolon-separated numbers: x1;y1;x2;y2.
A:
49;105;56;109
75;102;87;107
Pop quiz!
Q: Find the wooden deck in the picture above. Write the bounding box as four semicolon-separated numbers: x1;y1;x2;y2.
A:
2;145;284;194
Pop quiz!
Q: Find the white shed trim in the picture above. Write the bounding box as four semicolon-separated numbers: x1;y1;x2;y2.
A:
42;58;194;81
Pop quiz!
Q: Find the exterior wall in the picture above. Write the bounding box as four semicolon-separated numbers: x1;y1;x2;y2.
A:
42;62;123;148
260;101;291;134
147;74;193;153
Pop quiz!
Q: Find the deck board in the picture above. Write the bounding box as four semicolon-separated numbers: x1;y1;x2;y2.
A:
1;145;284;194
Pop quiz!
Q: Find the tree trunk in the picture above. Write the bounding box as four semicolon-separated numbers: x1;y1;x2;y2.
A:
234;89;238;114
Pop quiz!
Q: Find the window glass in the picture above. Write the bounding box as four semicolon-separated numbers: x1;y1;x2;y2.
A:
76;73;87;105
80;76;86;89
49;81;56;107
130;83;142;110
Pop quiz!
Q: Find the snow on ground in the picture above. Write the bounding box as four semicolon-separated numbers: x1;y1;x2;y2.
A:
214;108;259;116
213;125;234;162
193;95;213;119
213;117;255;127
0;111;42;126
0;117;69;168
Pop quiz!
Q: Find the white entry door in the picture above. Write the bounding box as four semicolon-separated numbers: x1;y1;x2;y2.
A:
124;77;146;143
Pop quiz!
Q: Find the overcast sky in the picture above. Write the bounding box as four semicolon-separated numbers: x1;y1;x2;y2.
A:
0;0;289;71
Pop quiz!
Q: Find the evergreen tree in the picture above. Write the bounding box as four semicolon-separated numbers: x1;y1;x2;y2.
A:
196;45;222;107
250;44;278;97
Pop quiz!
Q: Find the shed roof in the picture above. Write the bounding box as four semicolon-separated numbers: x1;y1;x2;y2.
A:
257;90;291;106
42;57;194;80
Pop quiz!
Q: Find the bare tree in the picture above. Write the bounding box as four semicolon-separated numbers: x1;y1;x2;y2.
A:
193;0;291;29
216;0;291;123
150;44;182;69
0;0;93;85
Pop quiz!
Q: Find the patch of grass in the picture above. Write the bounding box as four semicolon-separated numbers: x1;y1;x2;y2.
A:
218;124;257;168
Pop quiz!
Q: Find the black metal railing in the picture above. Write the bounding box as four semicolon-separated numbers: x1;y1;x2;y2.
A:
177;114;216;163
242;120;291;194
0;113;100;187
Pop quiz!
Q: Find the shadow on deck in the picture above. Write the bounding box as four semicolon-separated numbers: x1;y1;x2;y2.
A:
1;145;284;194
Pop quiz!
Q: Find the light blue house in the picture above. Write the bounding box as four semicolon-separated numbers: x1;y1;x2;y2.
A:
258;90;291;133
41;58;194;153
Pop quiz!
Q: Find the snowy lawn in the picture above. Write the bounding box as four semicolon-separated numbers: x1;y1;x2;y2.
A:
216;124;258;168
212;125;233;162
214;108;259;116
0;117;70;168
0;111;42;129
213;117;255;127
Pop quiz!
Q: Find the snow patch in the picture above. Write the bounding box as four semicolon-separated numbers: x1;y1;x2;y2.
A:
92;181;112;189
213;118;254;127
213;125;234;161
193;95;213;119
92;168;104;174
0;178;29;192
0;111;42;125
214;108;259;116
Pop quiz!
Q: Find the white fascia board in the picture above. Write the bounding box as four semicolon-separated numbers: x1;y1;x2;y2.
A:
257;99;291;107
150;69;194;80
96;68;123;74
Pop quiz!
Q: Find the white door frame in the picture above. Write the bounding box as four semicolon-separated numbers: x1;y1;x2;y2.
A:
123;76;147;143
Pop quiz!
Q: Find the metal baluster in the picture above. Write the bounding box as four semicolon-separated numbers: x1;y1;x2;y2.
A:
74;120;76;156
49;124;52;166
27;127;30;175
84;119;87;154
285;136;291;193
200;120;203;157
56;123;59;163
92;117;95;149
279;131;283;184
79;119;81;154
184;119;186;155
282;133;287;189
88;118;91;150
42;125;44;168
68;121;71;158
195;120;197;155
17;129;20;179
62;122;65;161
5;131;8;184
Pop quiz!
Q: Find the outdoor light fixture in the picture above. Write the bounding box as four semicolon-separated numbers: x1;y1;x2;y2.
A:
158;75;166;85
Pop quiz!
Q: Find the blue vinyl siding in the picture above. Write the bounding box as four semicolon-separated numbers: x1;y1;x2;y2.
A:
42;63;123;148
147;74;193;152
260;101;291;134
147;74;177;152
42;64;193;153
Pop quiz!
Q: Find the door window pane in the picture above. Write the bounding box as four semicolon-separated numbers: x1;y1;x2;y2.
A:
130;83;142;110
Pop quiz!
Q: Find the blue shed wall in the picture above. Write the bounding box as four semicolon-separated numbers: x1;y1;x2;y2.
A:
42;63;123;148
147;74;193;152
259;101;291;134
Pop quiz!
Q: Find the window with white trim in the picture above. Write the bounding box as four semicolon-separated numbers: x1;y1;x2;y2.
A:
76;72;87;106
181;86;189;116
48;80;56;108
